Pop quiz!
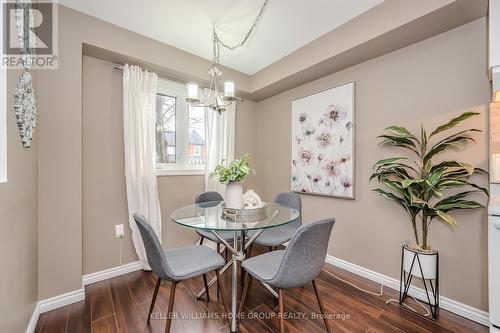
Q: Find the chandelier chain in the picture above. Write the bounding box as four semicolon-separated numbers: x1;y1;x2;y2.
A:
214;0;269;52
193;1;269;113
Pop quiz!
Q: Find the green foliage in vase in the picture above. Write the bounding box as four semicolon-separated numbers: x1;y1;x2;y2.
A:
370;112;489;251
210;154;255;184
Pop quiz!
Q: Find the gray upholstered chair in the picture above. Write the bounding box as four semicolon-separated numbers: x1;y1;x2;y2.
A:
250;192;302;254
240;218;335;333
195;191;235;260
134;213;229;333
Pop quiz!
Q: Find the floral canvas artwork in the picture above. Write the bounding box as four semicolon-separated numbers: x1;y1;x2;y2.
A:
291;82;354;198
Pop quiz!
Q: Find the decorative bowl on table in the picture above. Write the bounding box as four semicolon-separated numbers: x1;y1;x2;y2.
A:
221;202;268;222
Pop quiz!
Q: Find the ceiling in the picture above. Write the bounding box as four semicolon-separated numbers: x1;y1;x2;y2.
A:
58;0;384;75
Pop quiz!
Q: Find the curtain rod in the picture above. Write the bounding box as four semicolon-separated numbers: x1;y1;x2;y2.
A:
112;63;244;101
112;63;207;89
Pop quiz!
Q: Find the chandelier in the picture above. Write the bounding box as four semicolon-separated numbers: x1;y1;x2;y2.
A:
185;0;269;114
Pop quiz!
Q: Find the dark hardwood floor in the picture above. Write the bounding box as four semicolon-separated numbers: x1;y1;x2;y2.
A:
34;245;488;333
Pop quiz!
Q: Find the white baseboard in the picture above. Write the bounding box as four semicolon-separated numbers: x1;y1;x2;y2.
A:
38;288;85;314
25;288;85;332
325;255;489;326
25;261;143;332
25;302;40;333
82;261;143;286
27;289;85;332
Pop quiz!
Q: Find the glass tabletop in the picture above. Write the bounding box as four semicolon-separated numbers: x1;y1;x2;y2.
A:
170;201;300;231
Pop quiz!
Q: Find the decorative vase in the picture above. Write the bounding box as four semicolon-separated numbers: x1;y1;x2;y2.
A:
225;182;243;209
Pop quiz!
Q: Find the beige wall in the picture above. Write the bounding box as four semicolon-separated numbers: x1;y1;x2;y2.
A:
256;18;490;310
82;56;136;274
82;55;257;274
0;70;39;332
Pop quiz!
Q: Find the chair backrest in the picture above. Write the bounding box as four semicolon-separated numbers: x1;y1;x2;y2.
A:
271;218;335;289
133;213;173;280
274;192;302;227
195;191;223;204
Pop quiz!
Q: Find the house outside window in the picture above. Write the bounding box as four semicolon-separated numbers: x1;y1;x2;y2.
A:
155;79;205;175
189;130;205;164
193;145;201;156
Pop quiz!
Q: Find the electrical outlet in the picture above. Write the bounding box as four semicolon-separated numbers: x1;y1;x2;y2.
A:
115;224;125;239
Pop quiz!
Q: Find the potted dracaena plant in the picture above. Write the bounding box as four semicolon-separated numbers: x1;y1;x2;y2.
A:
370;111;489;280
210;154;255;209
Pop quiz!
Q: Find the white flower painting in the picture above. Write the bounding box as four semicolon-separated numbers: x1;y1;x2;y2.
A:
291;82;354;199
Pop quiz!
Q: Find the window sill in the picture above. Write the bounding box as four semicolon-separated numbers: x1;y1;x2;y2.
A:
156;169;205;177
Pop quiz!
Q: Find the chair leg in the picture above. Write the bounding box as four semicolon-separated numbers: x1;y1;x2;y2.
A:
199;236;205;245
278;289;285;333
312;280;331;333
165;281;177;333
239;273;252;315
215;269;231;327
202;274;210;302
216;244;221;299
147;277;161;323
247;244;253;258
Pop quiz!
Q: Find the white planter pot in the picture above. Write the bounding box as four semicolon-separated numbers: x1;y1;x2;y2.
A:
225;182;243;209
403;244;438;280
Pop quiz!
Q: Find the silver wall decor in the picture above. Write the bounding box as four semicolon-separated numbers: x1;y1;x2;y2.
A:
14;0;38;148
14;71;37;148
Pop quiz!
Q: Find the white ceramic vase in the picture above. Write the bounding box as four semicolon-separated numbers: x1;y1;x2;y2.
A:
225;182;243;209
403;244;438;280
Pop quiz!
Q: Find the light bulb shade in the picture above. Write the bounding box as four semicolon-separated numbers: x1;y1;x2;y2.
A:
223;80;235;100
186;82;200;102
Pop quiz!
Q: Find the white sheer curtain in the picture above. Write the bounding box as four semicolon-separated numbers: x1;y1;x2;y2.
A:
123;64;162;270
204;93;236;195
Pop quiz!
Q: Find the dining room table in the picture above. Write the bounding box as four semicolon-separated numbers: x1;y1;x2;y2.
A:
170;201;300;333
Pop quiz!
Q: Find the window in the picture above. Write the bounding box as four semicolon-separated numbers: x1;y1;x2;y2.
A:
0;2;6;183
155;79;205;175
156;93;176;164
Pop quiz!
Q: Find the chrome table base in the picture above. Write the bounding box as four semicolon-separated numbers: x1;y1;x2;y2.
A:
196;210;278;333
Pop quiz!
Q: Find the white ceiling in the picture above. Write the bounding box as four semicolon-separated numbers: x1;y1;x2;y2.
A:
59;0;384;75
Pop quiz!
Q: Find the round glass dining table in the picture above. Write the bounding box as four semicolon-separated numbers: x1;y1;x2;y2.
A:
170;201;299;333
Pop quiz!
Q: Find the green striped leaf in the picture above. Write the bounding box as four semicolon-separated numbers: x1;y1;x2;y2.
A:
429;112;480;138
385;126;416;138
434;210;457;228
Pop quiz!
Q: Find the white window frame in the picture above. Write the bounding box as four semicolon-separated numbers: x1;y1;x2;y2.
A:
0;2;7;184
155;79;205;176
